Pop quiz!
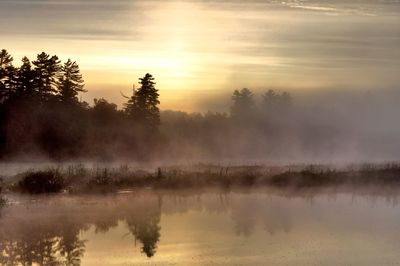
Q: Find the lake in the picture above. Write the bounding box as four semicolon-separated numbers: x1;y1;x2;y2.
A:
1;189;400;265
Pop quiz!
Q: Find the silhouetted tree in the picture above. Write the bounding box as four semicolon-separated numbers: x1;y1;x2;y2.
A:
0;49;12;69
15;57;36;99
0;50;16;155
0;49;15;102
262;89;292;110
87;98;125;158
230;88;255;120
32;52;61;102
58;59;86;104
92;98;120;124
125;73;160;129
0;49;304;161
281;91;292;106
263;89;278;106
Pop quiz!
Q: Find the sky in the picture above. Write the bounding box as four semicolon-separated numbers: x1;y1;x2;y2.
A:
1;0;399;111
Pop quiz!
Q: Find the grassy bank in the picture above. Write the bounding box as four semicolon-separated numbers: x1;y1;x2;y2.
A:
2;163;400;194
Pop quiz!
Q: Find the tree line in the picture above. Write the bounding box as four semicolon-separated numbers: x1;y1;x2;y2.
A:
0;49;292;160
0;49;161;159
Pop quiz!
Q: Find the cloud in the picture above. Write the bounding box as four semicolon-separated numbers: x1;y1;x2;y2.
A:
1;0;399;110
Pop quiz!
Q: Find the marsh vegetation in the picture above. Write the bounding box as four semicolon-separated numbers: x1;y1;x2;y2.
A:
0;163;399;194
0;178;5;207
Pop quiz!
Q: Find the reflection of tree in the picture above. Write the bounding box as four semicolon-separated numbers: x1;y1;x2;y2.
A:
261;205;292;235
0;235;61;266
93;216;118;234
230;199;256;237
0;222;86;266
230;198;292;237
0;194;166;264
129;214;160;257
59;226;86;266
36;236;61;266
126;197;162;257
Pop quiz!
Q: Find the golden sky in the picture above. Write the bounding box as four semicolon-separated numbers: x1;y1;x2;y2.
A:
1;0;399;111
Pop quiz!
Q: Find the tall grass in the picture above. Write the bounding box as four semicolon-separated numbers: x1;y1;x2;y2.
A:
0;177;5;206
7;163;400;194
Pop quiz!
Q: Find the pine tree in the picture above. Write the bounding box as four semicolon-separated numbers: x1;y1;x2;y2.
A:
32;52;61;102
262;89;292;115
16;57;36;98
0;49;12;67
0;49;15;102
230;88;254;119
125;73;160;129
58;59;86;104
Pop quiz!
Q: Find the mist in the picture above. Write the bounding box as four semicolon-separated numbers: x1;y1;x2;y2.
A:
2;190;400;264
2;60;400;166
1;1;400;265
157;87;400;164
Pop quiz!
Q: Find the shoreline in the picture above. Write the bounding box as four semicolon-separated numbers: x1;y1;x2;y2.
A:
1;162;400;194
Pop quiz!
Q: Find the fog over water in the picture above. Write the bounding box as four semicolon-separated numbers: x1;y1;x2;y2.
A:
1;1;399;265
1;190;400;265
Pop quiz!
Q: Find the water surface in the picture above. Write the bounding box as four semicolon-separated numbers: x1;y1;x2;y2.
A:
1;189;400;265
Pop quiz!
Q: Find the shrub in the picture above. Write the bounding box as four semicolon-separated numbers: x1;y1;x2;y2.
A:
239;173;257;186
87;168;112;187
18;170;66;194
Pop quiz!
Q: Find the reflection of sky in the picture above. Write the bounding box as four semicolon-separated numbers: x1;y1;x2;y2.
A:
2;192;400;265
1;0;399;110
67;192;400;265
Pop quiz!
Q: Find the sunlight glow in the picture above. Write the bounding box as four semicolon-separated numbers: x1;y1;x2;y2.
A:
1;0;399;110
